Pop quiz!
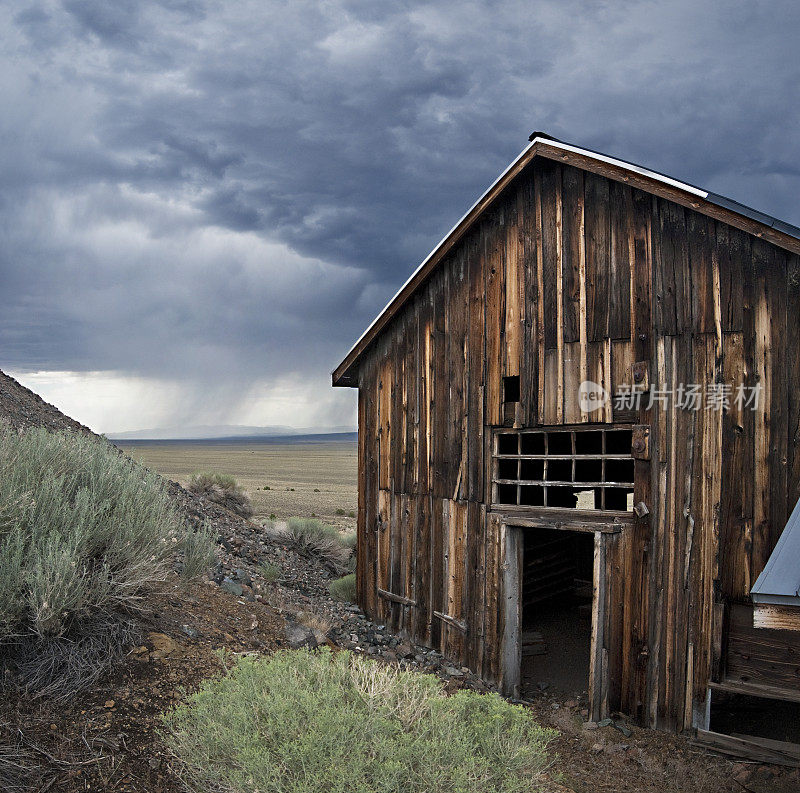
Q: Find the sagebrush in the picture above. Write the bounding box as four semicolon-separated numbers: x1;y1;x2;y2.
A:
0;426;184;699
277;517;353;575
181;522;218;580
188;471;253;518
328;573;356;602
164;648;554;793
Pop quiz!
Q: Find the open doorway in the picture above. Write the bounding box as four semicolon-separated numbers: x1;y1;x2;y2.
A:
520;527;594;698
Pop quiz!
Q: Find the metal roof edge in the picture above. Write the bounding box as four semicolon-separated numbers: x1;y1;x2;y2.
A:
752;593;800;607
752;496;800;599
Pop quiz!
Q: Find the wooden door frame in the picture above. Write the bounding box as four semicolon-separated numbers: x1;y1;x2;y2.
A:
499;514;626;720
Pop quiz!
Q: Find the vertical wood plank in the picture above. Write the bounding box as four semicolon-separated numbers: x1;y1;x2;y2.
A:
561;165;583;344
484;211;504;427
608;181;632;340
585;173;610;341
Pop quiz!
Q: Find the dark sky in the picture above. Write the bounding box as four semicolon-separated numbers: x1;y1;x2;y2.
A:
2;0;798;432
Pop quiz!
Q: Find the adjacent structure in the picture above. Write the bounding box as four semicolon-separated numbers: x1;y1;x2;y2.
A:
333;134;800;752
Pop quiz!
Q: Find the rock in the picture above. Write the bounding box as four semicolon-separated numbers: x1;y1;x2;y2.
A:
234;568;253;587
148;632;181;660
590;742;604;754
180;624;199;639
284;621;323;649
312;629;328;646
220;578;244;597
104;700;115;709
582;721;599;731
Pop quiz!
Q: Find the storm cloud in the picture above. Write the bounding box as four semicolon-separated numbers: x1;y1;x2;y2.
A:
1;0;798;431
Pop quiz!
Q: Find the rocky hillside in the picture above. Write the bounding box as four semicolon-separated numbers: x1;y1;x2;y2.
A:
0;370;91;434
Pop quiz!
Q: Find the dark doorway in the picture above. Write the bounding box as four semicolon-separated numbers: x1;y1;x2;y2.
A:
520;527;594;698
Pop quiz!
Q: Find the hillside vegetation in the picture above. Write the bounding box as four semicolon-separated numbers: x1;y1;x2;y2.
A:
0;424;211;699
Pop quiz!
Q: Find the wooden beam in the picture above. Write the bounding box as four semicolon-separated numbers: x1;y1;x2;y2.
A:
709;679;800;705
492;508;632;534
377;588;417;607
433;610;468;632
753;603;800;631
694;729;800;768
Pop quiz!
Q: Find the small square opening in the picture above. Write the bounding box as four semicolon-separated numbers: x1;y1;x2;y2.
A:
547;459;572;482
605;487;634;511
496;483;518;505
547;432;572;455
605;459;634;484
497;433;518;455
520;459;544;481
521;433;545;455
575;431;603;455
575;459;602;483
520;485;545;506
497;458;518;480
606;429;633;455
503;376;521;403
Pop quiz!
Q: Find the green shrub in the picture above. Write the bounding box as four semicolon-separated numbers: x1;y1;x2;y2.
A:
282;518;352;575
335;507;346;515
163;648;554;793
341;532;357;550
260;561;281;583
181;522;218;580
328;573;356;602
0;426;183;699
188;471;253;518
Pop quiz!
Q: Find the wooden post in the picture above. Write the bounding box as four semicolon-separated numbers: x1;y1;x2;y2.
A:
589;531;608;721
501;523;522;697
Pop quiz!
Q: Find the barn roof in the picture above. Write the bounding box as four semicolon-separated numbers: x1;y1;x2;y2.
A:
751;497;800;607
333;133;800;387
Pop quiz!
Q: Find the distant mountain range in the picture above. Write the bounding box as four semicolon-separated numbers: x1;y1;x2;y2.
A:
107;424;357;441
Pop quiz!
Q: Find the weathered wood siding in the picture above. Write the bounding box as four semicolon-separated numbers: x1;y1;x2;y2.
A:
353;157;800;731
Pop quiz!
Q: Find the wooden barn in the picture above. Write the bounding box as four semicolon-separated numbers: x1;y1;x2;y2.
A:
333;133;800;756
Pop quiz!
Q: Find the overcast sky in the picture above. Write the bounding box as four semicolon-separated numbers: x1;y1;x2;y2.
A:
2;1;798;433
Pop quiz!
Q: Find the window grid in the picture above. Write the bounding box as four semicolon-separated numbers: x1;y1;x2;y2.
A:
493;427;635;512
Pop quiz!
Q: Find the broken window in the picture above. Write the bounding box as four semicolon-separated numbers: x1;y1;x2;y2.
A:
492;427;635;511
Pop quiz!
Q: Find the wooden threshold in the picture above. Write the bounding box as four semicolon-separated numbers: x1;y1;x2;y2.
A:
709;679;800;705
694;729;800;768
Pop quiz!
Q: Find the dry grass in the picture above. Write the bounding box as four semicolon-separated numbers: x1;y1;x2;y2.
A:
119;440;357;529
